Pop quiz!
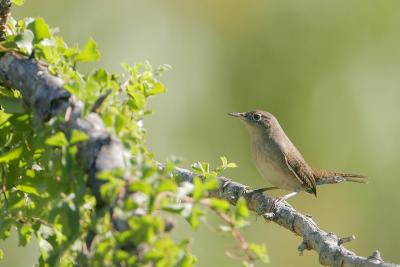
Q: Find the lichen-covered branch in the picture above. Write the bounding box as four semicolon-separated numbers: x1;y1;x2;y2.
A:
0;52;128;216
0;52;398;267
170;166;398;267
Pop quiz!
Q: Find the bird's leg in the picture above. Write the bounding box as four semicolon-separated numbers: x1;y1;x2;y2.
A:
279;191;298;201
270;191;299;210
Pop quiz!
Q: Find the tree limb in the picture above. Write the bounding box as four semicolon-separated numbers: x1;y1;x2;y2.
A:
0;52;398;267
169;166;398;267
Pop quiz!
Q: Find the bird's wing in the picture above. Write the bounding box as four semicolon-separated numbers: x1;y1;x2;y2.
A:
284;154;317;196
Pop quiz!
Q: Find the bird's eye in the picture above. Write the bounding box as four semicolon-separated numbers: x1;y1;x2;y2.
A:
252;113;261;121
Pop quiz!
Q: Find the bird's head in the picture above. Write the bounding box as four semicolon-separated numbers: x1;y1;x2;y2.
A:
228;110;278;138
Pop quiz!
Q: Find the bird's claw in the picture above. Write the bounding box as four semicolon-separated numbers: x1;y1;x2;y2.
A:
269;196;285;211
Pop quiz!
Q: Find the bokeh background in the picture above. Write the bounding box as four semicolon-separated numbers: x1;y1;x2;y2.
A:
2;0;400;266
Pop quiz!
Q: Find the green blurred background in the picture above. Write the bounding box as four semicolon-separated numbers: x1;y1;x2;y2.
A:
2;0;400;266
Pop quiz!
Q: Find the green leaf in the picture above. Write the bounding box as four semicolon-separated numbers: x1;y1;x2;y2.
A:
128;91;145;110
45;132;68;147
70;129;89;145
15;30;33;53
115;250;129;261
27;17;51;44
220;156;228;166
147;82;166;96
192;177;203;201
157;179;177;193
25;169;35;178
191;162;209;175
215;156;237;172
115;113;125;134
187;205;203;230
0;96;25;114
15;185;40;196
60;203;80;240
227;162;238;168
203;173;219;190
76;38;101;62
92;68;108;83
12;0;24;6
121;62;134;74
64;81;81;96
36;43;59;63
0;147;23;163
176;251;196;267
249;243;269;263
0;219;13;240
0;111;12;127
97;170;114;180
130;181;152;195
18;224;32;246
236;198;249;218
210;198;230;212
162;204;185;214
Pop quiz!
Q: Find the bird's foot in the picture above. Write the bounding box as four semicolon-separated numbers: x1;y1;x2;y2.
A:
269;196;285;211
269;191;299;211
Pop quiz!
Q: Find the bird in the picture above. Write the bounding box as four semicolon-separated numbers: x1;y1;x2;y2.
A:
229;110;366;201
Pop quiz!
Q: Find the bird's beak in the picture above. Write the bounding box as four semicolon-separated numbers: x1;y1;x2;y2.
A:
228;112;245;118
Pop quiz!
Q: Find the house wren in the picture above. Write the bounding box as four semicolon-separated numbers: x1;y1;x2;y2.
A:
229;110;366;201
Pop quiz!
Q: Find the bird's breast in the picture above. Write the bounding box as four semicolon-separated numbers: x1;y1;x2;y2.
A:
251;139;301;191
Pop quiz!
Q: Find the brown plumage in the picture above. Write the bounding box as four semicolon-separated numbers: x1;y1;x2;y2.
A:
285;153;317;196
229;110;366;200
313;169;367;184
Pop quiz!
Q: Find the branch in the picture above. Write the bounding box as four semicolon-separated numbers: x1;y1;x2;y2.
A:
0;53;128;212
169;166;398;267
0;52;398;266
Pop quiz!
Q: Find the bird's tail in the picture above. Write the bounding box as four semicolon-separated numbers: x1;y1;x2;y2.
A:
313;169;367;184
